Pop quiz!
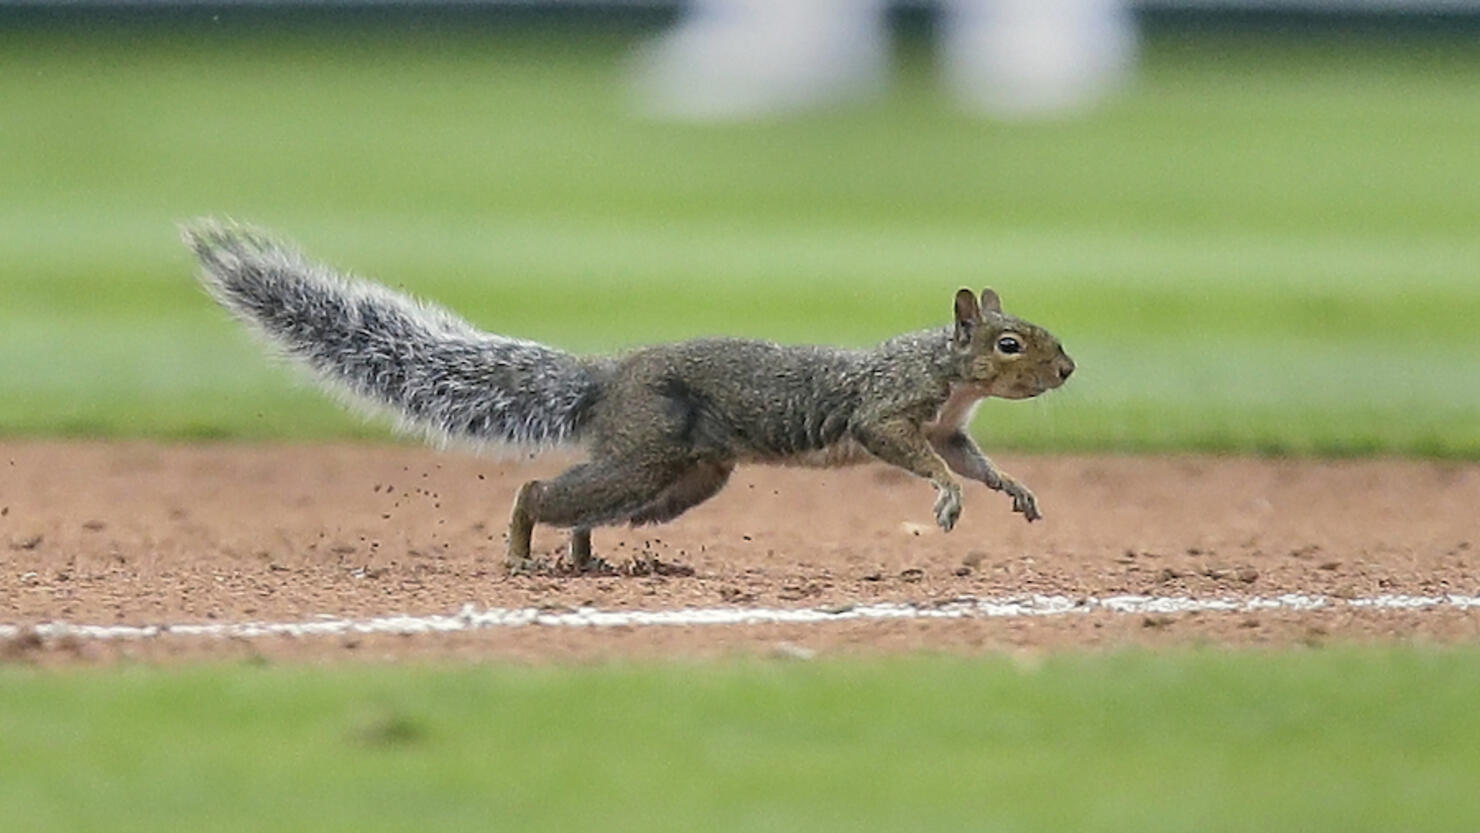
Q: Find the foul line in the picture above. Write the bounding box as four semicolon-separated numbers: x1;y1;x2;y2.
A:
3;593;1480;642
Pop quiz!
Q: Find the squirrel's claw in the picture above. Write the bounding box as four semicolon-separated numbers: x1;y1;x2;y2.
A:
994;475;1042;522
1010;487;1042;522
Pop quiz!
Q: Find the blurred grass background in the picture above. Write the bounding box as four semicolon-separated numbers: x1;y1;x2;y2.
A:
3;13;1479;832
6;648;1480;833
0;9;1476;455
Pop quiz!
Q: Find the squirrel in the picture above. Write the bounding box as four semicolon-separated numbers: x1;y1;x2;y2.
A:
184;219;1075;574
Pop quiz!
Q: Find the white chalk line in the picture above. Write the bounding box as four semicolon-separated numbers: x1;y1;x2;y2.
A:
3;593;1479;642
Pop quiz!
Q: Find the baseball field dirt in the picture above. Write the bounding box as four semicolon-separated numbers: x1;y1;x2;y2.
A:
2;441;1476;664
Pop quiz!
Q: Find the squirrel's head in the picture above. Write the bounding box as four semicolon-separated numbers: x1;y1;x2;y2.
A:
951;288;1075;400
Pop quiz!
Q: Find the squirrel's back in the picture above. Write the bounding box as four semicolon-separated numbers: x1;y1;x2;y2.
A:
184;220;604;449
596;337;877;464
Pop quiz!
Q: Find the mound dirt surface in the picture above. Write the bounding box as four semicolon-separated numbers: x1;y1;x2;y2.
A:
2;441;1477;664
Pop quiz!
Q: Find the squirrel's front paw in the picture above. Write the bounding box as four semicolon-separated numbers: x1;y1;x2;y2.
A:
1000;477;1042;522
933;483;963;532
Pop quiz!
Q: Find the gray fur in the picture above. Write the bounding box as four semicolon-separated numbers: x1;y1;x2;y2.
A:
183;219;603;450
183;221;1076;574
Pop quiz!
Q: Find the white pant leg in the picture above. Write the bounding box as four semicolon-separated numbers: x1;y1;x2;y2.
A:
629;0;888;121
940;0;1138;119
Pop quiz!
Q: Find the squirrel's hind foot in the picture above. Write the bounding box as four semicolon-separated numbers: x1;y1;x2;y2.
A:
504;553;616;577
559;555;617;576
505;554;553;576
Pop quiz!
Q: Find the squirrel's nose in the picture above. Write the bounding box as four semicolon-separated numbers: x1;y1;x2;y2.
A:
1058;358;1075;381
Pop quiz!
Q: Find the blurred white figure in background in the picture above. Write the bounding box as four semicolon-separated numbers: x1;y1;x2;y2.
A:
942;0;1137;118
631;0;889;120
630;0;1137;120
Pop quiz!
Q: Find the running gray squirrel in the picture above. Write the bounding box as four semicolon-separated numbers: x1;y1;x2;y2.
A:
185;220;1075;574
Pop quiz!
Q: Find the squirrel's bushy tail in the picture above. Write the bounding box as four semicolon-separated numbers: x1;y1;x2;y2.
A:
184;219;600;449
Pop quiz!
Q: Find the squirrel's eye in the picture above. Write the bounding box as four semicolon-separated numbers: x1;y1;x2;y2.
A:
996;335;1023;355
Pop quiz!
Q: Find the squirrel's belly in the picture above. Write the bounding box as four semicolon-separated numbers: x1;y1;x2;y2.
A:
742;438;872;469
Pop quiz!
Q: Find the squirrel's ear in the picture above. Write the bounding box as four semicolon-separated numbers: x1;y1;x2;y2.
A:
980;288;1003;315
954;288;981;345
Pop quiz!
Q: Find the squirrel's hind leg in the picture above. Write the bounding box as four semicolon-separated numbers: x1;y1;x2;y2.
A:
507;482;544;574
569;528;594;571
627;460;733;526
505;458;693;575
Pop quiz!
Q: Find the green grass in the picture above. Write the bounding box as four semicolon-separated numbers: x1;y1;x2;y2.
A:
3;648;1479;832
2;22;1476;829
0;18;1477;454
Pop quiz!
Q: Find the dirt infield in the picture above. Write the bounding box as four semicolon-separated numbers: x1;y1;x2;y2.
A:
2;441;1477;663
